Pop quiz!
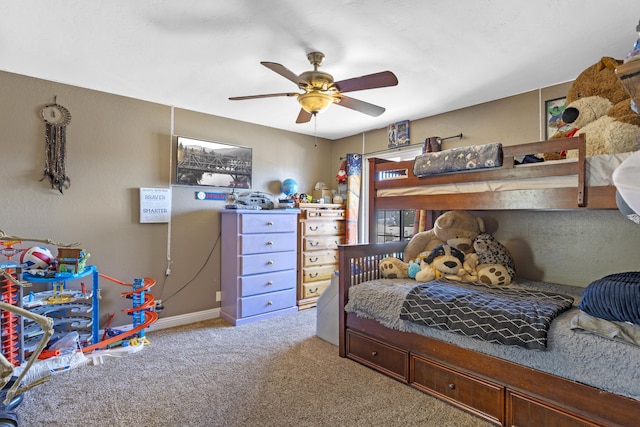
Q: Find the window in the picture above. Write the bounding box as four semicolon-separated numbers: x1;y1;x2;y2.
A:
359;145;423;243
375;209;416;242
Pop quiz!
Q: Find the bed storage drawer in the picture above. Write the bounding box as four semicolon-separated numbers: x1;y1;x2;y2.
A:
346;330;408;383
410;354;504;425
506;391;601;427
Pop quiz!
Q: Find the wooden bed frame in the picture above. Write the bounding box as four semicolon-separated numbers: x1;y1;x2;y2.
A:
338;136;639;427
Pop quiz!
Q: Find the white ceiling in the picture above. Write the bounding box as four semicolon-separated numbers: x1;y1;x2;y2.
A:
1;1;638;140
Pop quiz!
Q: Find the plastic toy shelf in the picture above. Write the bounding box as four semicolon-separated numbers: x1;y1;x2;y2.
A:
22;265;100;349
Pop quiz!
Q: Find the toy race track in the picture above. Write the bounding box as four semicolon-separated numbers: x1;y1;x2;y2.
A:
80;275;158;354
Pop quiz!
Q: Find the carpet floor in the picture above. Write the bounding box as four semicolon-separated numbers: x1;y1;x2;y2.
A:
16;308;491;426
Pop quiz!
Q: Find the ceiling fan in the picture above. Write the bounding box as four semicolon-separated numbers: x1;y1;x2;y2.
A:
229;52;398;123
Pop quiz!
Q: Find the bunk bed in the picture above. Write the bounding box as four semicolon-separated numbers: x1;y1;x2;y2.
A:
338;135;639;427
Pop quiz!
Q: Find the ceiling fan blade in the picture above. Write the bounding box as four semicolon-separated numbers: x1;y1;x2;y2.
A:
261;62;309;86
337;95;386;117
334;71;398;93
229;92;299;101
295;108;312;124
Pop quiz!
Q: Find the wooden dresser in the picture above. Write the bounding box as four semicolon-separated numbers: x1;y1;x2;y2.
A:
297;203;345;310
220;209;300;325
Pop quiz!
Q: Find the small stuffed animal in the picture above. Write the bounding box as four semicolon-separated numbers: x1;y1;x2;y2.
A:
415;244;467;283
561;57;640;158
473;233;516;286
473;233;516;277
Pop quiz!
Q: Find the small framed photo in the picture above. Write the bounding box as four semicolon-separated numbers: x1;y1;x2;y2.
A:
544;97;573;139
388;120;410;148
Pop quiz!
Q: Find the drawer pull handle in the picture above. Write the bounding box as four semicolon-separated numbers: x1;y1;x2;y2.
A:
267;260;274;265
448;383;455;390
267;221;274;226
267;241;274;246
371;351;378;357
267;301;273;306
309;226;319;231
266;281;273;286
310;272;319;278
310;288;318;293
310;241;320;247
309;257;319;262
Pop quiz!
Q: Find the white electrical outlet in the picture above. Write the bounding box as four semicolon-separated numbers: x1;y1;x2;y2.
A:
216;291;222;301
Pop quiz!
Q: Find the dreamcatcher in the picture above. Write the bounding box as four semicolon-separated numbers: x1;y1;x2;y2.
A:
40;99;72;193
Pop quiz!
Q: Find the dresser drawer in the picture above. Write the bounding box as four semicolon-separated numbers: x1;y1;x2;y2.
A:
302;279;331;299
346;330;408;382
240;213;298;234
240;288;296;318
302;264;336;283
302;220;345;236
302;250;338;267
239;270;295;297
240;232;296;255
303;235;344;251
240;251;296;276
410;354;504;424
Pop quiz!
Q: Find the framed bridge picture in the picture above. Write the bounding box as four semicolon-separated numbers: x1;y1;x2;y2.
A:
176;136;252;188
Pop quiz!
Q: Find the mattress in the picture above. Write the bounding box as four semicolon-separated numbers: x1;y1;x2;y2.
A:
345;277;640;400
377;152;631;197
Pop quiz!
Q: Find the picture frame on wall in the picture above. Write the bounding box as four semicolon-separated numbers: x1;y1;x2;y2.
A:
176;136;252;188
388;120;410;148
544;97;573;139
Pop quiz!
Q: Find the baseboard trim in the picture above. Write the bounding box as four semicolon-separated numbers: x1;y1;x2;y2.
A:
103;308;221;336
151;308;221;331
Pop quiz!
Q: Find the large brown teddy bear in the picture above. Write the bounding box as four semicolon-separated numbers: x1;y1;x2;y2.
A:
379;210;484;279
561;57;640;158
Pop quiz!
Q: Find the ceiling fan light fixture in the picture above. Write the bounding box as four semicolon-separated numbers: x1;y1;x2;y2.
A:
297;91;334;114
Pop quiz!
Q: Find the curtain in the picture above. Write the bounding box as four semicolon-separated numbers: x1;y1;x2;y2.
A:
345;153;362;244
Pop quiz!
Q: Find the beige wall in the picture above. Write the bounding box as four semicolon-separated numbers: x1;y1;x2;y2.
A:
0;70;333;327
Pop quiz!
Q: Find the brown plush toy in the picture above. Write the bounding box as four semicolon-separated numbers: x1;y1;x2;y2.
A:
379;210;485;279
561;57;640;158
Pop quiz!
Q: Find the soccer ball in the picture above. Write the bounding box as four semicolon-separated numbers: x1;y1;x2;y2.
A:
20;246;54;269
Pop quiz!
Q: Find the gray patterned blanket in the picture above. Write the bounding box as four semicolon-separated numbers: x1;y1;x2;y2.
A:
399;279;574;350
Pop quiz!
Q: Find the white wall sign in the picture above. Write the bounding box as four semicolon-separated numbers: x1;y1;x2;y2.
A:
140;188;172;223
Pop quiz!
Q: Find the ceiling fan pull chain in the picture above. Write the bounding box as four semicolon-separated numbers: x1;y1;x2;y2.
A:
314;114;318;148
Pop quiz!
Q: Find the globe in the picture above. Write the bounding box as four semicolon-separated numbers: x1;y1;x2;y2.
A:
281;178;299;196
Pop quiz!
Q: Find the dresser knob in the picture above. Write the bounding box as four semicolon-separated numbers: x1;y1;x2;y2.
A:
371;351;378;357
448;383;455;390
267;260;274;265
267;241;274;245
266;281;273;286
267;221;273;226
267;301;273;306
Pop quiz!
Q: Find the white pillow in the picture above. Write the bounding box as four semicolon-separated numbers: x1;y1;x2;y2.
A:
613;150;640;220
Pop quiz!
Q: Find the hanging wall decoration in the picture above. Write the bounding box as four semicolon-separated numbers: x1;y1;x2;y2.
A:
40;98;72;193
